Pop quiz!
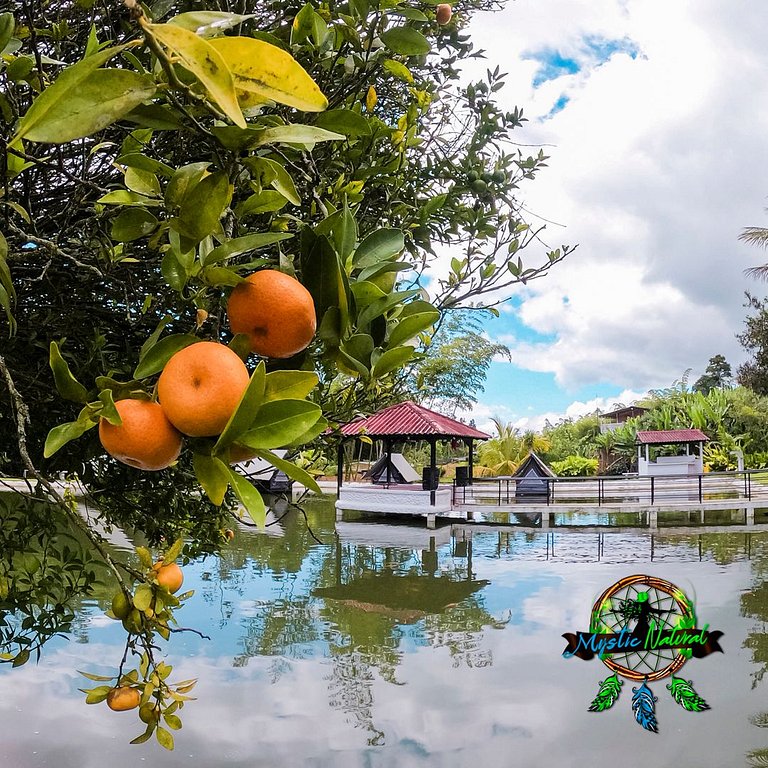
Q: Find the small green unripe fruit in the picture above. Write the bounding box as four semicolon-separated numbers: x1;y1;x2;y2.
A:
492;170;506;183
467;170;479;183
111;591;131;620
122;608;144;634
139;702;161;724
471;179;488;194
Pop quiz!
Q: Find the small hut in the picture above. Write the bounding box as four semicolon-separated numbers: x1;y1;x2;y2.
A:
234;452;293;493
636;429;709;476
364;453;420;484
513;451;555;500
336;400;490;513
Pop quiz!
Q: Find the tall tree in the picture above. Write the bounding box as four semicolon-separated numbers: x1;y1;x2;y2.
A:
693;354;733;394
413;309;509;416
737;293;768;395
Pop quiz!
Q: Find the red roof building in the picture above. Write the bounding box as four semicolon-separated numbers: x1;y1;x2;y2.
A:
339;400;490;440
636;429;709;444
336;401;491;500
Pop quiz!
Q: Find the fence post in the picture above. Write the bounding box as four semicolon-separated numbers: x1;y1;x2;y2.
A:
498;480;501;506
651;476;655;505
698;474;702;503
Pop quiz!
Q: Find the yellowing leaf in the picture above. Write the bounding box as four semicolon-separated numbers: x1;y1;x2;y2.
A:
146;23;245;128
365;85;377;112
208;36;327;112
9;45;148;144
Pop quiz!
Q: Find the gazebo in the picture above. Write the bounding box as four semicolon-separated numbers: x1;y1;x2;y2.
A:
636;429;709;476
336;401;490;515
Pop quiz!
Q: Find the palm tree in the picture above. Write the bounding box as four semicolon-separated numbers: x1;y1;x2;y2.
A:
740;217;768;280
477;419;550;476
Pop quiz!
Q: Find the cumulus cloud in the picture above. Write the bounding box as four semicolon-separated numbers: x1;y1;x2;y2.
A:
460;0;768;392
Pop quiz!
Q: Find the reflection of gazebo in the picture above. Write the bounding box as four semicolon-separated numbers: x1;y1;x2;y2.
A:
313;572;488;622
336;401;490;515
636;429;709;476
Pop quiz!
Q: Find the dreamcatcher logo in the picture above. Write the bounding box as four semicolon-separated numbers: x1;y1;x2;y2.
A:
562;574;724;733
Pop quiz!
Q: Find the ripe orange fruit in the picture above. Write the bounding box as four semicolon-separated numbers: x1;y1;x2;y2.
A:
436;3;452;23
153;561;184;593
157;341;250;437
227;270;316;359
99;399;182;471
106;686;141;712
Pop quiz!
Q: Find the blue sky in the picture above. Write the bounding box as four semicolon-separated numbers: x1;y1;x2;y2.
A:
448;0;768;432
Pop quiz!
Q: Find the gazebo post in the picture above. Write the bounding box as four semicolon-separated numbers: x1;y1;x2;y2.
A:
337;440;345;495
385;438;392;486
429;438;437;506
467;438;474;484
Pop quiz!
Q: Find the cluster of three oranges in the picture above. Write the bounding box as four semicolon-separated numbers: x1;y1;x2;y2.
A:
98;270;316;471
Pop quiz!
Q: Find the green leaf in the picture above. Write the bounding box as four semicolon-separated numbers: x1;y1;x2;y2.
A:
146;23;245;128
84;685;112;703
203;232;292;266
353;228;404;267
125;167;160;197
341;333;373;369
207;36;328;112
201;265;245;287
388;300;440;348
193;454;230;505
163;713;183;730
163;537;184;564
213;362;266;451
11;44;130;143
254;124;345;146
314;109;371;137
263;370;319;401
254;449;322;495
79;671;117;682
162;250;185;288
371;345;415;378
380;27;431;56
284;415;329;448
135;546;154;568
165;162;210;210
155;725;175;751
118;153;174;178
258;157;301;206
350;280;387;305
97;389;122;425
98;190;161;206
49;341;88;403
227;468;267;526
18;69;156;144
301;234;349;335
168;11;255;37
383;59;414;84
238;399;322;450
133;334;199;379
176;171;232;243
43;415;97;458
357;260;411;283
133;583;153;611
111;209;159;242
123;103;184;130
236;190;288;216
130;727;155;745
0;14;15;55
355;289;420;328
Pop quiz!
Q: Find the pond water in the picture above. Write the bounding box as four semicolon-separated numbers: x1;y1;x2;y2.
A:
3;497;768;767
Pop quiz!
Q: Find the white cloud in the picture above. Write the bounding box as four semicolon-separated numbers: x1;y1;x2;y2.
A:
458;0;768;393
461;388;648;433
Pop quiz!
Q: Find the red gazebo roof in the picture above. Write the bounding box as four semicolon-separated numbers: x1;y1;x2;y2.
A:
339;401;491;440
636;429;709;445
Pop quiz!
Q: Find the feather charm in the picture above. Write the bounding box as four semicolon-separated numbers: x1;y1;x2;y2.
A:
631;680;659;733
588;672;623;712
667;676;710;712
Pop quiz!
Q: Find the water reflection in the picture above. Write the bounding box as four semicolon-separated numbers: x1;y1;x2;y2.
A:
7;497;768;765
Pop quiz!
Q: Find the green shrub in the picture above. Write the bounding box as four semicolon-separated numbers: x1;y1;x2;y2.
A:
551;455;599;476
